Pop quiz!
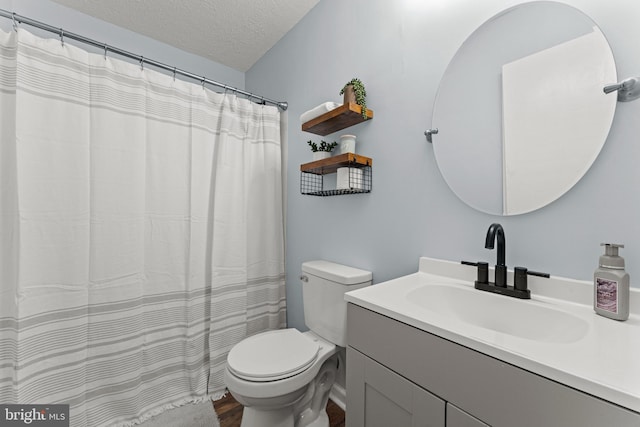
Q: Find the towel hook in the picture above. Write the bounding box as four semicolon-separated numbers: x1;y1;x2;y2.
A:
603;77;640;102
424;128;439;143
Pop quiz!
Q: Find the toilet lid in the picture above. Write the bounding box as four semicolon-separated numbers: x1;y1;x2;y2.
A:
227;329;319;382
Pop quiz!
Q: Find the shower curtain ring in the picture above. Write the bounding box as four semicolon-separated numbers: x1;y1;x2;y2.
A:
12;13;17;32
139;56;144;70
201;77;206;89
59;28;64;46
173;67;177;81
103;43;108;60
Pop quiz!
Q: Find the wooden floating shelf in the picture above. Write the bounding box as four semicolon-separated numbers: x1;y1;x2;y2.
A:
301;103;373;136
300;153;373;175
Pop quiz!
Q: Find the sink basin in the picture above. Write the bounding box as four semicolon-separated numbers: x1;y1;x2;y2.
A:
406;284;589;343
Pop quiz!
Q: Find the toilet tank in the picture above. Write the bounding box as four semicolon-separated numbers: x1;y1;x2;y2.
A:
301;260;372;347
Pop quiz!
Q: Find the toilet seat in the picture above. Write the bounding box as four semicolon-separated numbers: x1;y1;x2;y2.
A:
227;329;319;382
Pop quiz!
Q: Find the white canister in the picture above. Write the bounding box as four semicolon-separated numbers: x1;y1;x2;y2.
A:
339;134;357;154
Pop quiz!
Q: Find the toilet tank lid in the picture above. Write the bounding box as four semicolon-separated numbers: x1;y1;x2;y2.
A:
302;260;372;285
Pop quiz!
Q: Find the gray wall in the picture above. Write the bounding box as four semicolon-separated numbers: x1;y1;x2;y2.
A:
246;0;640;331
0;0;244;89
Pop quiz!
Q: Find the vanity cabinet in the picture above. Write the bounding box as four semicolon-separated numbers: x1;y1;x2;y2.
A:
348;347;488;427
346;303;640;427
348;348;445;427
446;405;489;427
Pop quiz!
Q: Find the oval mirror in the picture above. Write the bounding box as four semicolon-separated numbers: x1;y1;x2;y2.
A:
432;1;617;216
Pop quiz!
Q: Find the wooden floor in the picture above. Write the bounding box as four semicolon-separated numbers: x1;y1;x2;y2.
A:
213;392;345;427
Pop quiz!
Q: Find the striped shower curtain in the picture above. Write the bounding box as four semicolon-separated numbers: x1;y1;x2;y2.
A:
0;28;286;426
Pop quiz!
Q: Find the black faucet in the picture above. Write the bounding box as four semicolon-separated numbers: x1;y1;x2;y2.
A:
485;223;507;287
462;224;550;299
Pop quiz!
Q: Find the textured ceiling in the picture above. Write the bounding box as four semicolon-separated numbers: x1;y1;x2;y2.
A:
51;0;320;72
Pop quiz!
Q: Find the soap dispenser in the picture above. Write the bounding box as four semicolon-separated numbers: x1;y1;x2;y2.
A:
594;243;629;321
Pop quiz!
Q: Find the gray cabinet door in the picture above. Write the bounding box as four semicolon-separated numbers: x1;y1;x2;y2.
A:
347;347;446;427
447;404;490;427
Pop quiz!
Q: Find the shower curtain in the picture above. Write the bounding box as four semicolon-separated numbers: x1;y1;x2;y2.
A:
0;28;285;426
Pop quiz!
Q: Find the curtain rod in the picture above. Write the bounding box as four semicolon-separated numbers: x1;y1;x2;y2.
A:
0;9;288;111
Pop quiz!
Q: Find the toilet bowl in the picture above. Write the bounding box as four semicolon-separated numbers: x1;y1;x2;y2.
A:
224;330;337;427
224;260;372;427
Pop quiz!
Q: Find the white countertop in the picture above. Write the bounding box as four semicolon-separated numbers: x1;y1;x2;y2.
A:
344;257;640;413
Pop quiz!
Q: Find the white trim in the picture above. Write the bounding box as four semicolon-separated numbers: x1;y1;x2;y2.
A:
329;383;346;411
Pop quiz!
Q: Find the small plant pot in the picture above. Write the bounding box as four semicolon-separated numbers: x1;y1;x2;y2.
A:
343;84;356;105
339;134;357;154
313;151;331;161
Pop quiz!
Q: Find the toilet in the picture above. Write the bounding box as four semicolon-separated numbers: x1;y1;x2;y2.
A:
224;260;372;427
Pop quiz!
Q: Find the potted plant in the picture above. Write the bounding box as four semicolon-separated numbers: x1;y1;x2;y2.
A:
339;78;368;119
308;140;338;160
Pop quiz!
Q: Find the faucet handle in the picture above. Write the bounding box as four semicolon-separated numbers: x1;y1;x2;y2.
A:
514;267;528;291
527;270;550;278
477;262;489;284
461;260;489;284
514;267;550;291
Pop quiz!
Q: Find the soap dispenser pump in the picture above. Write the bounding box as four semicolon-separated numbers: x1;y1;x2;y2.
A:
594;243;629;321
